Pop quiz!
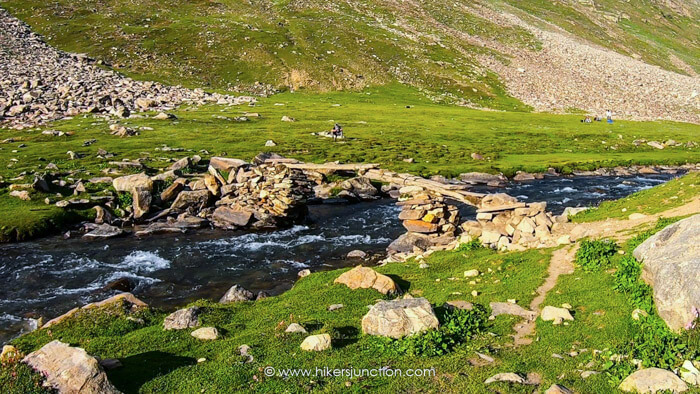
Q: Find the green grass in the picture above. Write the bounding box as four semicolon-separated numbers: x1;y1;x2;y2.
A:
4;221;697;393
0;188;94;242
4;246;553;393
1;84;698;241
2;85;698;181
572;171;699;222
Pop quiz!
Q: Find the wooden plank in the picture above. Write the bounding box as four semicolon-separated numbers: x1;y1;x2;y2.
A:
284;163;491;206
282;162;380;171
476;203;527;213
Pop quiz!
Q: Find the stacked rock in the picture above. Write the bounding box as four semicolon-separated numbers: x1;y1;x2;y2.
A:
460;193;567;250
398;192;460;236
387;190;461;256
212;164;314;229
104;157;316;237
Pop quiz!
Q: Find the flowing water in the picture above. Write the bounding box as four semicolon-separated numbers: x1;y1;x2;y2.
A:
0;172;682;344
468;173;679;214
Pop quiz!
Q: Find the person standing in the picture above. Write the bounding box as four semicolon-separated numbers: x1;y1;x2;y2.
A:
606;109;613;124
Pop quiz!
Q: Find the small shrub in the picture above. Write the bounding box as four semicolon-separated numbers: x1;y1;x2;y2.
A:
575;239;617;272
630;317;698;369
116;191;133;210
612;256;653;311
372;304;488;357
455;239;483;252
0;361;45;394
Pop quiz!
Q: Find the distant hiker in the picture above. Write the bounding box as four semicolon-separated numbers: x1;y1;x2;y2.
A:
581;116;592;123
594;115;602;122
331;123;343;141
606;109;613;124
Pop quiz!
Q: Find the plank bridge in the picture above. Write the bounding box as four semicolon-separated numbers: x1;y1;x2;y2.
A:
280;162;487;206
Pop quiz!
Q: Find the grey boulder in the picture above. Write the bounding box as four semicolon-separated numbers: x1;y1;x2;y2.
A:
23;340;120;393
633;214;700;332
219;285;255;303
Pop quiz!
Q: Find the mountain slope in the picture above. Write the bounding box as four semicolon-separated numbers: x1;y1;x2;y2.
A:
1;0;699;121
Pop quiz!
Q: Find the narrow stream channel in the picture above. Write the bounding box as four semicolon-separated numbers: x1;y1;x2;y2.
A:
0;172;681;344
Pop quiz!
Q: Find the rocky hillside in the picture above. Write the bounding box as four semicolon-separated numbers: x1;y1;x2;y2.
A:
1;0;699;122
0;9;254;129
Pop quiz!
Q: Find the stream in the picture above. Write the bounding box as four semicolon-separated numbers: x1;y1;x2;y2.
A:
0;172;681;344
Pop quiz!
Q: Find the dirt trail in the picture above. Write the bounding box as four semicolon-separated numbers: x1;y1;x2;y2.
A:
512;245;576;346
569;196;700;242
511;196;699;346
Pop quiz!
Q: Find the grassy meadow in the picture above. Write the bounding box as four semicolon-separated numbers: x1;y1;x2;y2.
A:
2;84;699;241
2;215;698;393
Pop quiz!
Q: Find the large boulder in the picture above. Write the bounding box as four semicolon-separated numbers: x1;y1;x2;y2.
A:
160;180;185;202
171;190;212;210
191;327;219;340
478;193;521;212
633;215;700;332
219;285;255;303
203;174;220;196
339;177;378;200
541;306;574;324
42;293;147;328
163;307;200;330
402;220;438;233
619;368;688;393
113;172;153;192
334;266;399;295
361;298;439;338
212;206;253;228
460;172;506;185
23;340;120;393
82;224;124;239
285;323;307;334
169;157;191;171
209;157;247;172
132;187;152;219
387;232;432;254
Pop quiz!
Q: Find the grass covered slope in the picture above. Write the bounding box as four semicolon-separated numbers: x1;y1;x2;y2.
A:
2;0;698;103
0;190;93;242
4;247;552;393
3;218;698;393
0;0;534;110
502;0;700;75
572;171;700;222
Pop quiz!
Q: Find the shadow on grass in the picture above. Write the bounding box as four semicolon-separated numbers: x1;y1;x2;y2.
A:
331;326;360;349
107;351;196;393
386;274;410;294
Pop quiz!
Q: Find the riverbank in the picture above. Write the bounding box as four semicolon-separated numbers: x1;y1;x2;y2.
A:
0;171;686;346
1;158;695;244
1;184;698;393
